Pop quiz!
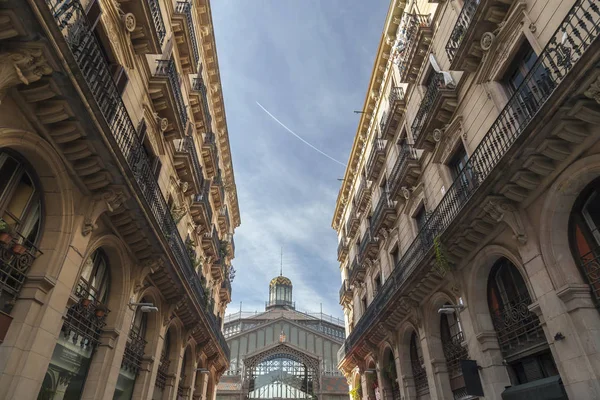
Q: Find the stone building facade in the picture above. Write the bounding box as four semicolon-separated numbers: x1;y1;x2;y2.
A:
0;0;240;399
333;0;600;399
216;276;348;400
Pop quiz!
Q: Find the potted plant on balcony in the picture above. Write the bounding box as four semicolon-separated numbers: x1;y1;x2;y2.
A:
95;303;108;318
11;241;27;255
0;220;13;244
433;235;450;276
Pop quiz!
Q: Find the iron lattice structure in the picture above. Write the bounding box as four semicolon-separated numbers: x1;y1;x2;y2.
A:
243;344;320;399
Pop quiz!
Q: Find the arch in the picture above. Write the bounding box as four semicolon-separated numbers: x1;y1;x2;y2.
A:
379;345;399;400
134;285;164;352
466;244;532;334
540;154;600;289
179;344;195;391
0;129;74;281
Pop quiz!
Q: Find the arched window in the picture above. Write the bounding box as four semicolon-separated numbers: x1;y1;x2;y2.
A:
381;349;399;400
569;177;600;306
114;300;149;399
409;332;428;397
0;151;42;313
39;248;111;400
155;329;172;393
178;350;189;398
487;258;558;385
440;304;468;398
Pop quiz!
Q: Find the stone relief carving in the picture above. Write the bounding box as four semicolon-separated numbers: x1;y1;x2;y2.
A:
483;195;527;244
584;76;600;104
82;186;130;236
0;46;52;103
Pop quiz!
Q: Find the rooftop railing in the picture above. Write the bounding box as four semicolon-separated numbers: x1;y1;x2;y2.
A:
175;1;200;66
148;0;166;45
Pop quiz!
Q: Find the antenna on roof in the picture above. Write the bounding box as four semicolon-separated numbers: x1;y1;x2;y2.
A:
280;246;283;276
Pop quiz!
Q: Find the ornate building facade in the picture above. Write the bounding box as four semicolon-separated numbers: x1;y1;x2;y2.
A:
216;276;348;400
333;0;600;399
0;0;239;399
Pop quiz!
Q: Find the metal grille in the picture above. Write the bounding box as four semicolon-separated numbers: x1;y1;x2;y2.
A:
410;72;448;143
155;358;170;389
396;13;432;79
338;0;599;363
61;284;109;351
175;1;200;66
177;374;186;397
490;300;545;358
121;328;147;374
155;58;189;130
388;145;418;196
44;0;229;360
0;229;41;306
410;333;429;395
441;331;468;379
147;0;166;45
445;0;479;61
193;77;213;128
178;135;205;188
577;247;600;305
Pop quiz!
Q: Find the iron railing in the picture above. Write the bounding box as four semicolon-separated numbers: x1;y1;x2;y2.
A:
155;58;188;131
366;138;387;179
445;0;479;62
339;0;599;362
193;77;213;129
148;0;166;45
178;135;205;189
388;145;418;196
155;357;170;389
0;225;42;311
396;13;432;78
45;0;230;360
348;257;363;284
442;331;468;378
491;300;545;358
121;328;147;374
266;299;295;308
194;180;213;224
337;236;349;260
358;228;377;262
410;72;447;143
389;86;405;103
213;170;225;203
175;1;200;66
577;246;600;306
61;283;109;351
371;191;394;234
221;278;231;294
339;279;351;303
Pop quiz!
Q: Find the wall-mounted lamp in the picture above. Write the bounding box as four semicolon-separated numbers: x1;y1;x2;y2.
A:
195;368;210;374
437;304;465;315
129;302;159;313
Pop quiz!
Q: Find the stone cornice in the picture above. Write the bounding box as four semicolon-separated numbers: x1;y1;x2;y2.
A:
195;0;241;229
332;0;406;231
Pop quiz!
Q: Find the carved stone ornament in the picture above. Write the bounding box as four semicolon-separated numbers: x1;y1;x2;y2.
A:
483;196;527;244
122;12;136;33
401;186;411;200
432;128;443;142
0;47;53;103
180;181;189;193
159;117;169;132
82;186;130;235
584;76;600;104
480;32;495;51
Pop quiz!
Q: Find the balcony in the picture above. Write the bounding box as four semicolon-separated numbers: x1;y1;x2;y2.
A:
190;180;212;232
149;58;189;141
211;259;225;281
446;0;516;72
190;76;212;132
358;228;378;262
344;204;360;239
172;1;200;74
339;279;352;305
115;0;166;54
218;206;230;235
348;257;366;286
366;139;388;182
211;170;225;209
202;132;219;178
411;73;458;150
354;177;372;214
229;237;235;258
337;236;349;262
202;226;220;259
337;0;599;366
371;192;396;236
220;279;232;302
388;145;420;200
44;0;231;361
396;14;433;83
379;87;406;140
173;135;204;195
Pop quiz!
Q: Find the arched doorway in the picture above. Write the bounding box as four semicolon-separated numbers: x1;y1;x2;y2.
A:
113;298;149;399
38;248;111;399
365;360;377;400
243;344;320;399
409;332;428;398
569;177;600;308
487;258;559;385
380;347;399;400
177;346;193;399
439;303;468;398
153;326;174;400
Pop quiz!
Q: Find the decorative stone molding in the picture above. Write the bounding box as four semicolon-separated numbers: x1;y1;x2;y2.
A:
584;76;600;104
82;185;130;235
0;46;53;103
556;283;597;312
480;32;495;51
122;12;136;33
482;196;527;244
401;186;410;200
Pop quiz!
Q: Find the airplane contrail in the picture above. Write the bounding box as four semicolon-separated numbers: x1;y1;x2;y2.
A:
256;101;347;167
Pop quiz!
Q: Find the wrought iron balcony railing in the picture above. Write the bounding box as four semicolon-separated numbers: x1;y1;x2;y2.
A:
388;145;418;198
358;228;378;262
337;236;349;262
366;138;387;181
379;87;405;140
410;72;454;146
121;327;147;374
155;58;189;131
578;246;600;306
148;0;166;45
445;0;478;62
371;191;396;235
354;177;372;213
344;203;360;239
348;256;365;285
178;135;205;191
193;77;213;129
45;0;230;360
339;0;599;363
396;14;432;83
175;1;200;66
442;330;468;379
221;278;231;294
61;284;109;351
193;180;213;226
339;279;352;304
389;86;405;103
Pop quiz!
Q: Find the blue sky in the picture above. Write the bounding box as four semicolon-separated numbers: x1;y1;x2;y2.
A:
212;1;389;318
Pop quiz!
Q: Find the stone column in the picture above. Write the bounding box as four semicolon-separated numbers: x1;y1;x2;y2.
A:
163;345;185;400
421;332;453;399
418;332;443;400
193;371;209;400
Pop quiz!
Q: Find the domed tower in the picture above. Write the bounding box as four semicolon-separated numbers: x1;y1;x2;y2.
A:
266;275;294;310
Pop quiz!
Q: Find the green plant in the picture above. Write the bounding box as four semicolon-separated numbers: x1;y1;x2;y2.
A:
0;219;9;233
349;380;362;400
219;240;230;259
433;235;450;276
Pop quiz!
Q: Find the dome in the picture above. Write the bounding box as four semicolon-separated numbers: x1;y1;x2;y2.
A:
270;276;292;286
